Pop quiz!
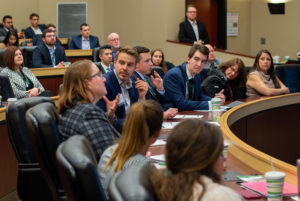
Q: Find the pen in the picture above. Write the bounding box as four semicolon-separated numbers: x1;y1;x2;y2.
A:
159;162;166;165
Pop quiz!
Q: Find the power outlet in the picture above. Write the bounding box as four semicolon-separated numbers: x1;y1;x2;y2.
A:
261;38;266;45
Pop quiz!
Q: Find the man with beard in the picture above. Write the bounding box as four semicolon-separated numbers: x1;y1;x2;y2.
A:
107;32;120;61
96;46;148;130
32;29;69;68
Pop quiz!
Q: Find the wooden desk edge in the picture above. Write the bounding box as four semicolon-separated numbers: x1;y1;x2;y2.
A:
31;67;67;77
220;94;300;185
65;49;93;57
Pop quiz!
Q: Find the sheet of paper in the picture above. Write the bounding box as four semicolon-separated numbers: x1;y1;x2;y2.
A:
162;122;179;129
151;139;166;146
150;154;165;162
173;114;203;119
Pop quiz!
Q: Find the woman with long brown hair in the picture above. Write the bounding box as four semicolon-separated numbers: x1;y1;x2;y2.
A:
98;100;164;196
151;119;242;201
246;49;289;97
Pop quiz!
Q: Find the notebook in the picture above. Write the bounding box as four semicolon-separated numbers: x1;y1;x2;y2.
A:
241;181;297;197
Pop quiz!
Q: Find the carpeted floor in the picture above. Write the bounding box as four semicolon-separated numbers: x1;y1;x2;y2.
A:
0;191;20;201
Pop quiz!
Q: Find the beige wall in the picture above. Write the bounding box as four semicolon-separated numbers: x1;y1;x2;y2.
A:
250;0;299;60
227;0;251;55
2;0;297;64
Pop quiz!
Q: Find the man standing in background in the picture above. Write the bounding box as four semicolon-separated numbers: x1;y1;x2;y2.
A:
178;4;209;45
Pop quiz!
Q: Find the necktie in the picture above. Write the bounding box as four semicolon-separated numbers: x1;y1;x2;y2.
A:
143;77;156;99
188;78;195;100
51;53;55;66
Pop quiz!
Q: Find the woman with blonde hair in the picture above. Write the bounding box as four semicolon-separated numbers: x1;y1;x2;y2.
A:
151;119;242;201
98;100;164;196
58;60;120;161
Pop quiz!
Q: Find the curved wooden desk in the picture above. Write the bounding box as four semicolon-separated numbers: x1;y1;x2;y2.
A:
220;93;300;185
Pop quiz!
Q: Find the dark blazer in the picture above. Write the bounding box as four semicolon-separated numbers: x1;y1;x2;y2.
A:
32;35;62;46
24;24;45;39
178;20;209;44
163;62;211;111
69;35;100;49
131;71;165;105
32;43;69;68
96;71;139;128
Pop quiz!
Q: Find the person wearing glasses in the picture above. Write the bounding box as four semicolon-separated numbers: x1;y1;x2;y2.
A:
107;32;120;61
32;29;69;68
57;60;120;160
202;58;247;101
178;4;209;45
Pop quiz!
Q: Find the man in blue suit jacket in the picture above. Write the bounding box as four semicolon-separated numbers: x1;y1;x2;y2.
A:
24;13;45;39
69;23;100;49
32;29;69;68
96;46;148;129
163;44;224;111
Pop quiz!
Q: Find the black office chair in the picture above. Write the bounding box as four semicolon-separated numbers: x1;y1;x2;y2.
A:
94;61;105;74
20;46;37;67
56;135;107;201
92;47;101;62
0;73;15;101
151;66;165;78
165;61;175;70
108;164;158;201
26;102;66;201
6;97;54;201
0;48;6;67
275;64;300;93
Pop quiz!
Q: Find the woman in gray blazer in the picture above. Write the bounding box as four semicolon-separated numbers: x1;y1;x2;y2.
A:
1;46;51;99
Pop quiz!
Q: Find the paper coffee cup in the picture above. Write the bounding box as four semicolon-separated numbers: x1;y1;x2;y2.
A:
7;98;17;105
211;98;221;110
265;171;285;201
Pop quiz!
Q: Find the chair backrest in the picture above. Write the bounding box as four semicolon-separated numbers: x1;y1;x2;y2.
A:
20;46;37;67
151;66;165;78
6;96;53;163
26;102;66;200
108;164;157;201
0;73;15;101
56;135;107;201
0;48;6;67
275;64;300;93
165;61;175;70
92;47;101;62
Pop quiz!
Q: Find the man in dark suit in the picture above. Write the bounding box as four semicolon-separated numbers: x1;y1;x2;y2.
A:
96;46;148;129
131;46;178;119
24;13;45;39
69;23;100;49
178;4;209;45
0;15;18;37
32;24;62;46
32;29;69;68
163;44;224;111
97;45;113;73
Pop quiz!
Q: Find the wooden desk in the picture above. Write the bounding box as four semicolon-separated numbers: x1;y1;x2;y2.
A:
220;93;300;186
65;49;93;63
31;67;67;96
151;107;297;200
